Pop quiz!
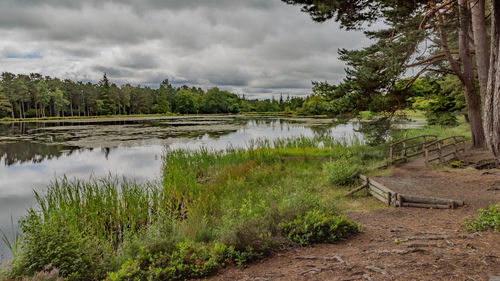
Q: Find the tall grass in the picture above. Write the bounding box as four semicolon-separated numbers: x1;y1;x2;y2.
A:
0;216;20;258
33;177;171;246
5;136;394;280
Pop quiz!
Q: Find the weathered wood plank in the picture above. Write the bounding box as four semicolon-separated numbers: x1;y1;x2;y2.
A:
369;185;387;198
368;179;393;194
369;189;387;203
346;183;368;196
401;202;451;209
391;135;437;146
401;195;464;207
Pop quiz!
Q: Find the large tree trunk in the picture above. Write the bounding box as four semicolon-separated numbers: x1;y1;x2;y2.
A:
471;0;493;148
471;0;489;100
490;0;500;162
458;0;486;147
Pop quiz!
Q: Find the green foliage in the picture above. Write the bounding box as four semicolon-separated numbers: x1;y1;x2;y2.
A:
408;76;464;127
8;211;111;281
7;137;381;280
463;204;500;233
1;72;308;120
324;157;360;185
281;211;360;245
0;216;20;258
200;88;240;114
299;94;329;115
107;242;237;281
173;89;199;114
448;160;465;168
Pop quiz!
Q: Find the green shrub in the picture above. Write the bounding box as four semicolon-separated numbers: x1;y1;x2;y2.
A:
426;112;458;126
8;211;112;281
463;203;500;232
324;157;359;186
106;242;237;281
281;211;360;245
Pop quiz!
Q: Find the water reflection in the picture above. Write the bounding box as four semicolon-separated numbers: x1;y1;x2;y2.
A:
0;116;421;260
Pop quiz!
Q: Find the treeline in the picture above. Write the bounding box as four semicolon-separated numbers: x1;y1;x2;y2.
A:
0;72;306;119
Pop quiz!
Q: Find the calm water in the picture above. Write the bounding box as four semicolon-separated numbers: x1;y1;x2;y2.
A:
0;116;422;260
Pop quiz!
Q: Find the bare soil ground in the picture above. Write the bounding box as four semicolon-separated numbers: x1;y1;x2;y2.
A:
207;148;500;281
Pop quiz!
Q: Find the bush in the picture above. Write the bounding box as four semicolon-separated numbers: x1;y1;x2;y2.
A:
281;211;360;245
106;242;238;281
426;112;458;126
324;157;359;186
8;211;112;281
463;203;500;232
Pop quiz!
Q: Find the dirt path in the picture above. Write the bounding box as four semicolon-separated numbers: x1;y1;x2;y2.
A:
207;149;500;281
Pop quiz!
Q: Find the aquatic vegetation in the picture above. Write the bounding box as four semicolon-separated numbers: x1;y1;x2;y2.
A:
5;136;388;280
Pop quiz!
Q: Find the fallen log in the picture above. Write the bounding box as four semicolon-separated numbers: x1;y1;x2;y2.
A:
400;194;464;207
401;202;451;209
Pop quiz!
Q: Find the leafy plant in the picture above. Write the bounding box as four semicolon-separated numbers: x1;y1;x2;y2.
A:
324;157;360;186
107;242;238;281
448;160;465;168
281;211;360;245
463;204;500;233
8;211;112;281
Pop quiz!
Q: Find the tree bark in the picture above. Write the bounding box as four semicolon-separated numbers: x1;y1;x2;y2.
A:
491;0;500;163
470;0;489;101
438;2;486;147
459;0;486;147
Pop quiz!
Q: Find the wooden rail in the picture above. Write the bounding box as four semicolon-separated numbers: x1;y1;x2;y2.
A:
424;136;466;166
389;135;437;165
348;175;464;209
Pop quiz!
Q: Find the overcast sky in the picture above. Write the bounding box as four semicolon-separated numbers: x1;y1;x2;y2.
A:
0;0;369;98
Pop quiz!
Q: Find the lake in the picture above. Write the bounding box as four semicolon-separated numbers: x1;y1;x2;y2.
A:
0;115;423;261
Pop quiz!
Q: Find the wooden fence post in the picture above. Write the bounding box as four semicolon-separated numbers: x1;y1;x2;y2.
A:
437;141;443;163
453;136;458;158
389;145;393;165
403;141;407;162
425;147;429;166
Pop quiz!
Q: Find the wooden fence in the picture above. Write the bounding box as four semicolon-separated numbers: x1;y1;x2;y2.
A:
347;175;465;209
389;135;437;165
424;136;466;166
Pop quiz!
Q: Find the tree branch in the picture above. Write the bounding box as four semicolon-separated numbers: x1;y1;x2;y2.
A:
405;51;461;67
435;10;466;83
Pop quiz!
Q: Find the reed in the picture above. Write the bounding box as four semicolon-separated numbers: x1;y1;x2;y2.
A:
32;177;171;246
8;135;387;280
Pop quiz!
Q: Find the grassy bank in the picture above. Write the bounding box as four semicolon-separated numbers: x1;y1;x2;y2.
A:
3;137;384;281
1;118;474;280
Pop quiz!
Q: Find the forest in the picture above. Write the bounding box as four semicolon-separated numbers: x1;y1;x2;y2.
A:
0;71;465;128
0;73;307;118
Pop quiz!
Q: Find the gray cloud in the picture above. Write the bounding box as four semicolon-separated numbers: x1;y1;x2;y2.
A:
0;0;369;98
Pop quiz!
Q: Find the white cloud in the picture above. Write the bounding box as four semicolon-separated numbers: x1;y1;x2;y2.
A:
0;0;369;98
